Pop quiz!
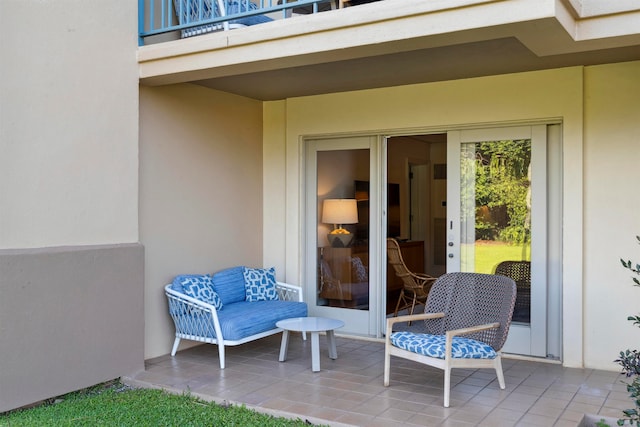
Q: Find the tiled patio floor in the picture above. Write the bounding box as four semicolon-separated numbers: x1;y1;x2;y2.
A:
126;333;629;426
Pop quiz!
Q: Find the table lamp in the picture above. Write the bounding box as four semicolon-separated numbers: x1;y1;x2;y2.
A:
322;199;358;247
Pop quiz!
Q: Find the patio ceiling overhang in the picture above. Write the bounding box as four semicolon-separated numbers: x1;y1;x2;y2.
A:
137;0;640;100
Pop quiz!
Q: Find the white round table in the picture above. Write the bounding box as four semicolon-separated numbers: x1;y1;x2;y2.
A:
276;316;345;372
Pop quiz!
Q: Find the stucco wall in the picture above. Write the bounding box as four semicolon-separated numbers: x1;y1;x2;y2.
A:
139;84;264;359
0;1;139;249
583;61;640;369
0;1;142;412
0;245;144;413
265;67;588;366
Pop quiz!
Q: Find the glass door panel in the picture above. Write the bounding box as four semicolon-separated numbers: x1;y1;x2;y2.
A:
305;136;382;337
448;126;547;357
317;149;370;311
460;139;532;324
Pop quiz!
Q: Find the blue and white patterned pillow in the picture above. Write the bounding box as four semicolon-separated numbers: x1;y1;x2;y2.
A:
179;275;223;310
243;267;279;302
390;331;497;359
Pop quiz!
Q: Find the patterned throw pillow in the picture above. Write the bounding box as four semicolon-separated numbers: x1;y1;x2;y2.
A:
243;267;279;302
179;275;224;310
351;256;368;282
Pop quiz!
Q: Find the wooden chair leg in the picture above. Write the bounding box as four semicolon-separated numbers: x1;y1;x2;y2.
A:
407;293;418;325
494;356;506;389
444;365;451;407
394;290;405;317
409;293;417;316
383;344;391;386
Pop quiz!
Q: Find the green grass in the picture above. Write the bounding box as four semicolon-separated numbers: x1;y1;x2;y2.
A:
0;381;324;427
470;241;530;274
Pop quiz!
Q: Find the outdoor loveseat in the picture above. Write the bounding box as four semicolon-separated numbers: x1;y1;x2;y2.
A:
165;266;307;369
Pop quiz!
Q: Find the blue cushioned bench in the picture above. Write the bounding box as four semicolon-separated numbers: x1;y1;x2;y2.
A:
165;266;307;369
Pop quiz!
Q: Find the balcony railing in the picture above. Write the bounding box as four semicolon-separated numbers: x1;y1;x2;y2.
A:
139;0;339;45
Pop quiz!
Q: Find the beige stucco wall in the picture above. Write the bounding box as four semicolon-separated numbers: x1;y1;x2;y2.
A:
583;61;640;370
0;1;142;412
0;1;139;249
140;84;264;359
0;244;144;413
265;67;591;366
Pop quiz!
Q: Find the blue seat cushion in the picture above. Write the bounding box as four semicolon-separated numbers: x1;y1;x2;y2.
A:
390;332;497;359
218;301;307;341
212;266;246;305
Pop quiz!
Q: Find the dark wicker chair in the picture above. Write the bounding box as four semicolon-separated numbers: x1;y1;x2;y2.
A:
384;272;516;407
387;238;437;319
495;260;531;323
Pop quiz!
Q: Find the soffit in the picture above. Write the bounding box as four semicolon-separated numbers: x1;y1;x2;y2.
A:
191;37;640;100
138;0;640;100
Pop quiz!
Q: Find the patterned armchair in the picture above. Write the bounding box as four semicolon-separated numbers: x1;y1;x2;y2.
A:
384;272;516;407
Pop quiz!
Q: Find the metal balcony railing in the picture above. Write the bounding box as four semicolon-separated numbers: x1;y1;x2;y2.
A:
139;0;339;45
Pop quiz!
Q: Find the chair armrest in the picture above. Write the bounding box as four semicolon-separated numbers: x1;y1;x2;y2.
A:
412;272;437;285
275;281;304;302
164;284;224;340
445;322;500;340
386;312;445;336
165;284;218;312
444;322;500;358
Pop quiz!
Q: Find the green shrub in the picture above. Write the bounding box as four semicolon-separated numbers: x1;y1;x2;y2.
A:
616;236;640;426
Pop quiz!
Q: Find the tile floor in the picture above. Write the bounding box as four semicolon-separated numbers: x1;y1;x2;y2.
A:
126;333;629;426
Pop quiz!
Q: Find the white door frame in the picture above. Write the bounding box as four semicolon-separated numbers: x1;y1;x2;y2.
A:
304;136;384;337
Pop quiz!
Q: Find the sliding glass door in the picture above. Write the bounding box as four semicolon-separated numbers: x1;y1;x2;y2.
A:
447;126;554;357
304;136;383;337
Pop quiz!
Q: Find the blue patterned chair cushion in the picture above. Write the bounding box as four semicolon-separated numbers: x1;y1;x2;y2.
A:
243;267;279;302
390;332;497;359
177;275;223;310
212;266;246;305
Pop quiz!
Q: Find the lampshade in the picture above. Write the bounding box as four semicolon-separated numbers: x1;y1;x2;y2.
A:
322;199;358;225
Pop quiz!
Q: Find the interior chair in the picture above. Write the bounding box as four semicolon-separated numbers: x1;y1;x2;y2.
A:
317;259;344;302
495;260;531;323
387;238;437;318
384;272;516;407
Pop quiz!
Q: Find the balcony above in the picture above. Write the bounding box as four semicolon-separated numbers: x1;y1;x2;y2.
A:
138;0;640;100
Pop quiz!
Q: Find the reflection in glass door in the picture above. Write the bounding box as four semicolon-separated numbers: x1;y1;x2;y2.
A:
448;126;548;357
317;149;370;311
460;139;532;324
305;136;382;337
